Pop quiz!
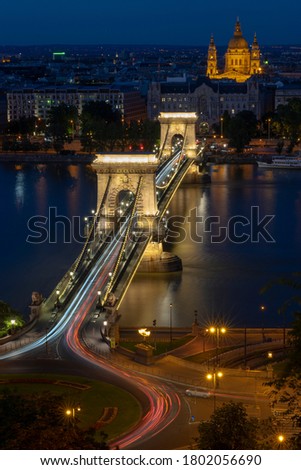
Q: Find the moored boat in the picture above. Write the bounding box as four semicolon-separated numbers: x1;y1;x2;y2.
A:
257;155;301;169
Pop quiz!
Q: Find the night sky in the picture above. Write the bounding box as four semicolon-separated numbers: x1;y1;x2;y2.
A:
1;0;301;46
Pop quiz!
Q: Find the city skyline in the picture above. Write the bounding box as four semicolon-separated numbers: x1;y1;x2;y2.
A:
1;0;301;46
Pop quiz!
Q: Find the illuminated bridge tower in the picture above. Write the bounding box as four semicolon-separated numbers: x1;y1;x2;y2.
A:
92;153;158;232
158;111;202;183
158;112;198;160
92;153;182;272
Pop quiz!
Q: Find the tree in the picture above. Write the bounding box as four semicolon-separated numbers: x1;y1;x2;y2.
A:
140;120;160;151
6;116;36;136
80;101;122;152
197;402;293;450
47;104;78;152
261;271;301;317
0;391;109;450
0;301;24;337
197;402;258;449
227;111;258;153
276;140;284;155
276;98;301;152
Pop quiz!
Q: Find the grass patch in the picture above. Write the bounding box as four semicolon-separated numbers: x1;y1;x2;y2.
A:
0;373;141;440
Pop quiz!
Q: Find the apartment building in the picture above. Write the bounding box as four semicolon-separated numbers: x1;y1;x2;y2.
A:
6;85;147;123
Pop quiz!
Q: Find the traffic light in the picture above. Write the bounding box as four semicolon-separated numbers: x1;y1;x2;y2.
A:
153;319;156;327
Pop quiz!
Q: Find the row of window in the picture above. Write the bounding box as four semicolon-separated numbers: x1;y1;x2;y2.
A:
229;58;249;66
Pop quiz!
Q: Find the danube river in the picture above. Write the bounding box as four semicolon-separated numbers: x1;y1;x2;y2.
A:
0;162;300;329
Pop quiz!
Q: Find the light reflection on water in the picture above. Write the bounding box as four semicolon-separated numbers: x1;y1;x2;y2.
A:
0;162;301;328
119;164;301;328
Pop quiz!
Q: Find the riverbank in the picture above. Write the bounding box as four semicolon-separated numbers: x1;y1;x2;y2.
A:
0;152;95;164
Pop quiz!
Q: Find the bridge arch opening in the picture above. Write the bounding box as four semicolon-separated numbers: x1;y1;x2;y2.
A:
115;189;135;218
171;134;184;152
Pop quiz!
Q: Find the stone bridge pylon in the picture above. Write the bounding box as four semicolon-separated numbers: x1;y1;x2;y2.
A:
92;152;182;272
158;112;198;159
92;153;158;233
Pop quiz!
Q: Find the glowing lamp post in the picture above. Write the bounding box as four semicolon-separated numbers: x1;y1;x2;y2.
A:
277;434;285;449
65;405;81;420
55;289;60;309
260;305;266;341
206;370;223;412
209;326;226;366
103;320;108;336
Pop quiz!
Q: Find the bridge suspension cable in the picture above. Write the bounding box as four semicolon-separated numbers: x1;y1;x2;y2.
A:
72;176;112;274
156;124;188;190
157;124;170;161
57;176;112;302
102;176;144;305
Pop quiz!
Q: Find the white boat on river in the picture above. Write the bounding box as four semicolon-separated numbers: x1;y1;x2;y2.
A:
257;155;301;169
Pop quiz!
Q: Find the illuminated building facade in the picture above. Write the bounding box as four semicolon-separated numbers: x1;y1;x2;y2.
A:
148;77;266;125
207;19;262;82
6;86;147;123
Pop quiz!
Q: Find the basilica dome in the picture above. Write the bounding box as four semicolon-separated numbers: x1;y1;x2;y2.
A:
227;19;249;50
228;35;249;50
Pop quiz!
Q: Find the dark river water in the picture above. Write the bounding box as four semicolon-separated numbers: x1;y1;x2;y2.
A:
1;162;300;329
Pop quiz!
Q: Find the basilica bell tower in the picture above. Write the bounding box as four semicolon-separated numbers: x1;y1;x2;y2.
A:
250;33;261;75
206;34;218;78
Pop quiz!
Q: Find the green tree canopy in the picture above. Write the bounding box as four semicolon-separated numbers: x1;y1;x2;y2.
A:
47;103;78;152
0;390;109;450
197;402;258;449
228;111;258;153
80;101;122;152
6;116;36;136
0;300;24;336
276;98;301;151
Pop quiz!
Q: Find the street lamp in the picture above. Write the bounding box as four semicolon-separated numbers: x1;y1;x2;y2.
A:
97;290;102;307
103;320;108;336
66;405;81;419
220;116;224;139
260;305;266;342
206;370;223;412
277;434;285;449
169;303;173;343
55;289;60;309
208;326;226;366
152;319;157;350
278;434;284;442
70;119;75;139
